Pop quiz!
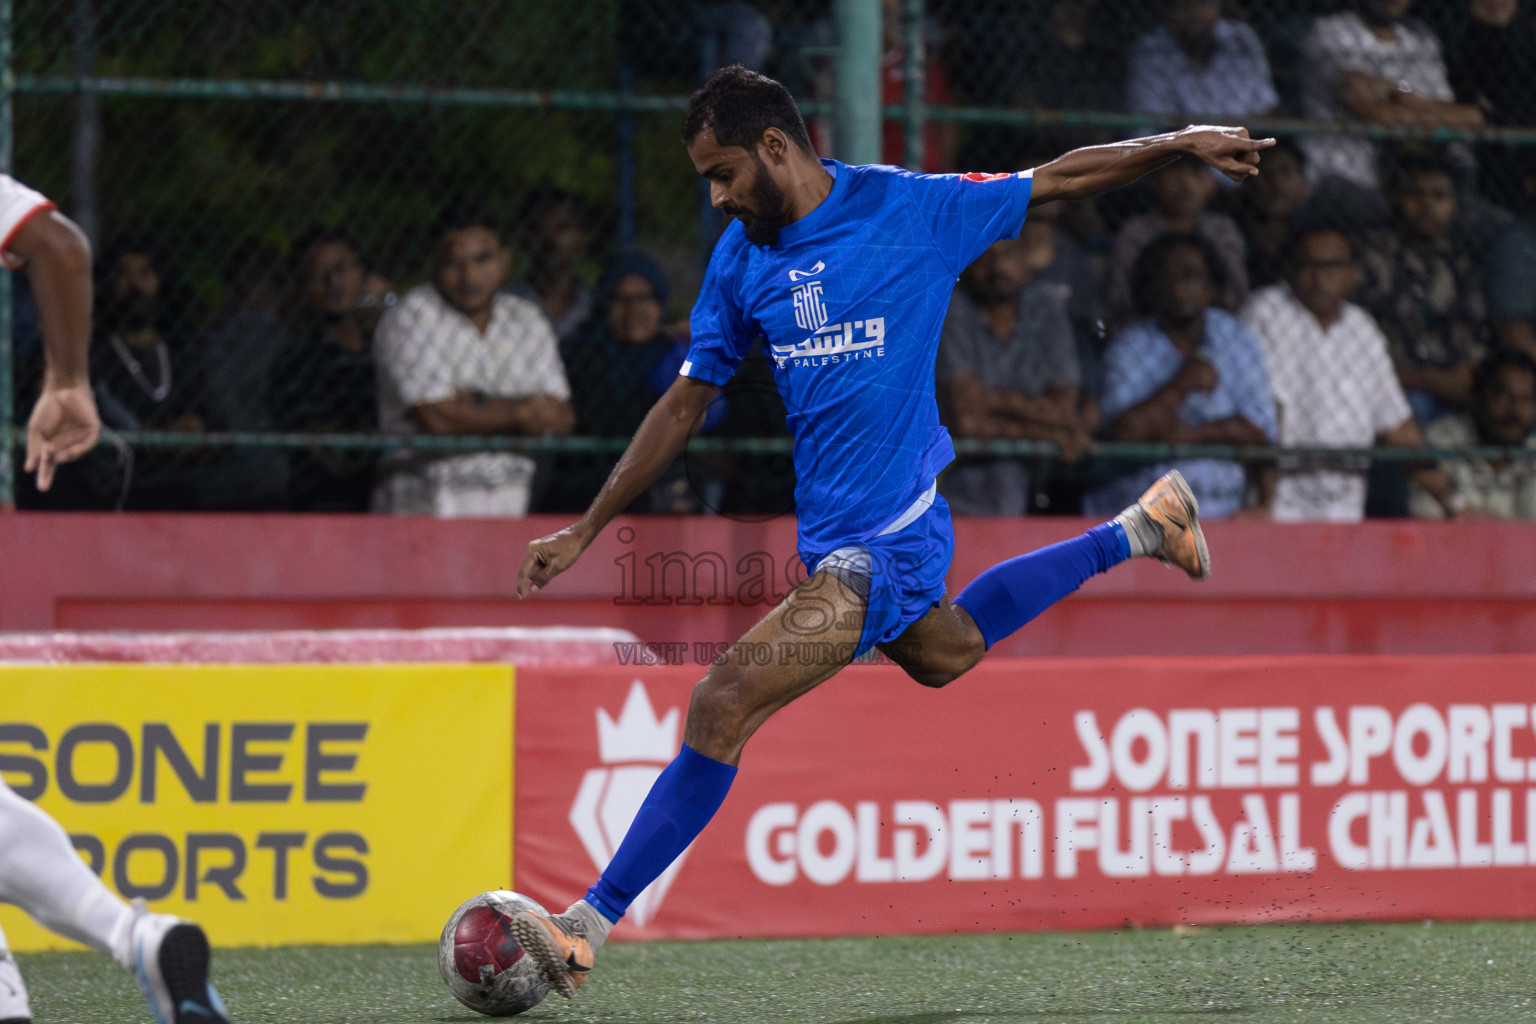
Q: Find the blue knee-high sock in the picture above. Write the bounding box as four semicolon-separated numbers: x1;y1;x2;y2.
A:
954;522;1130;650
584;743;736;924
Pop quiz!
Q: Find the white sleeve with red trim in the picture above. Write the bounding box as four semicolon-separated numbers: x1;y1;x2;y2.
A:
0;173;57;271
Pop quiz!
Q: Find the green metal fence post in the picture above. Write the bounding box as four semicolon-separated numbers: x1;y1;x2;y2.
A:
902;0;925;171
0;0;13;508
834;0;881;166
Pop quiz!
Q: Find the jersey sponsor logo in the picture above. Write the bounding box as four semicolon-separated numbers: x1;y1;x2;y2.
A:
959;171;1012;183
770;317;887;369
791;279;829;334
787;260;826;282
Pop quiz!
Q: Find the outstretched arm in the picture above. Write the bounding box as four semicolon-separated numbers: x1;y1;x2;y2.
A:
1029;126;1275;206
9;209;100;492
517;374;720;596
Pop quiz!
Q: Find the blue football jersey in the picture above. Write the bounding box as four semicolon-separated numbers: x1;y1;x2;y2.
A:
682;160;1033;554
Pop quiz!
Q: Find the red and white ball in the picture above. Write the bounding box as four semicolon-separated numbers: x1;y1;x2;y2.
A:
437;890;551;1017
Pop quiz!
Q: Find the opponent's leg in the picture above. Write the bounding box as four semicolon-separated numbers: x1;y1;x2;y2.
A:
0;780;229;1024
513;569;868;998
883;470;1208;686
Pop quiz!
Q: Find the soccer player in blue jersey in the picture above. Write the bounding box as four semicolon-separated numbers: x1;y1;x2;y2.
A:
512;65;1274;996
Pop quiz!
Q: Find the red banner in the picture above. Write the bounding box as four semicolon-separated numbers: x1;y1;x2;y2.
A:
513;655;1536;939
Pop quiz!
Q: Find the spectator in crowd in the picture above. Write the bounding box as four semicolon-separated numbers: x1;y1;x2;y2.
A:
1481;154;1536;363
993;0;1125;115
1445;0;1536;209
512;187;597;343
1298;0;1483;190
1226;136;1313;289
87;236;205;509
192;239;290;510
556;251;726;513
270;229;394;511
1358;152;1492;424
1410;349;1536;518
374;205;574;517
1126;0;1279;121
1087;233;1276;520
1106;155;1249;326
938;221;1086;517
1241;225;1465;521
1020;185;1103;405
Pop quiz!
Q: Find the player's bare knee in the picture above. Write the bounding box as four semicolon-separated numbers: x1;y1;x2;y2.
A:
684;668;756;746
907;642;983;688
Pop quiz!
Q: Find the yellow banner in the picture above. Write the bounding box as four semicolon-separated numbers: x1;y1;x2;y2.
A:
0;664;513;950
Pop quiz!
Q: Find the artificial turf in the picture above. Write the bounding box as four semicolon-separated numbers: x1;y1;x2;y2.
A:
17;920;1536;1023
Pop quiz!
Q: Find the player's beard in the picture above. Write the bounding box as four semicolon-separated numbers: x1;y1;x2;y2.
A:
728;153;789;247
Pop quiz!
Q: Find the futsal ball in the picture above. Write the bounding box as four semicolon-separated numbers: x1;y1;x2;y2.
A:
438;890;552;1017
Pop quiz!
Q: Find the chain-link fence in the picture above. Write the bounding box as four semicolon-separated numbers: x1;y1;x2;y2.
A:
5;0;1536;521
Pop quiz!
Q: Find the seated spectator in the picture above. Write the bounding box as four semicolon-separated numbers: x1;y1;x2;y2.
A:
1481;154;1536;364
192;239;290;510
270;229;394;511
1086;233;1276;520
1106;155;1248;326
374;205;574;517
512;187;597;344
1445;0;1536;209
87;236;206;509
1298;0;1483;190
1126;0;1279;121
1358;152;1492;424
1000;0;1125;114
1410;349;1536;518
556;251;725;512
938;221;1085;517
1226;136;1312;289
1242;225;1464;521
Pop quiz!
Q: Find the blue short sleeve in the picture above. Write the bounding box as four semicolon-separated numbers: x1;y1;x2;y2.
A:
906;170;1034;276
681;234;754;386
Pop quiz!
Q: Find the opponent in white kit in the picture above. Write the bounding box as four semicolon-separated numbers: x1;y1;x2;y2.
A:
0;172;229;1024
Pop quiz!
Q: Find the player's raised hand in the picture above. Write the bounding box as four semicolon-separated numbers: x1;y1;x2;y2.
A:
1178;125;1276;182
24;382;100;492
518;525;591;598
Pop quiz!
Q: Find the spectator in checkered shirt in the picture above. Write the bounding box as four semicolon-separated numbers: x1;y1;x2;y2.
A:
373;205;575;517
1410;349;1536;519
1241;224;1464;521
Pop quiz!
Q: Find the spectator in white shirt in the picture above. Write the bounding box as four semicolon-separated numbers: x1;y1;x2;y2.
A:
1241;224;1463;521
374;205;575;516
1298;0;1483;190
1410;349;1536;520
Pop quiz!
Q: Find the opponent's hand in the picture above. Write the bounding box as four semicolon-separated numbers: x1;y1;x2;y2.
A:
518;525;592;598
25;383;100;492
1177;125;1275;182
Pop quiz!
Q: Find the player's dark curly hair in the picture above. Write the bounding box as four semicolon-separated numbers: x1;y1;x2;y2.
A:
1130;232;1228;317
682;64;814;153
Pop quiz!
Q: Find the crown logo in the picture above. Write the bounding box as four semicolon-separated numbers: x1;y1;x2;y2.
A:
596;680;679;764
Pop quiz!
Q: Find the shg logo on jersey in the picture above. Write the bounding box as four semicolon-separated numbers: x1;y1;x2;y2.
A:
780;274;887;370
792;280;828;334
